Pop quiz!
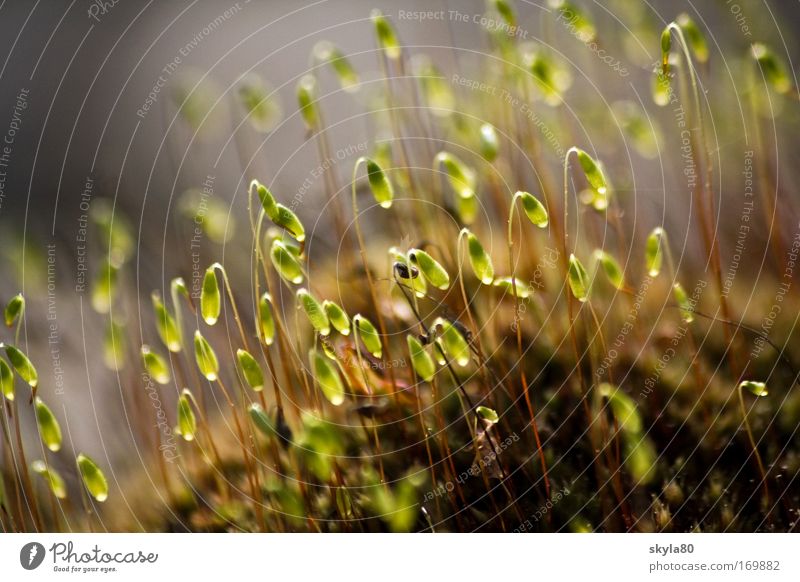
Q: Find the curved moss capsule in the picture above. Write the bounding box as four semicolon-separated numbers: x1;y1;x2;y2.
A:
152;292;182;353
493;277;531;299
141;345;171;385
200;267;221;325
598;383;643;434
371;10;401;60
238;74;282;133
4;345;37;388
751;42;792;95
652;68;672;107
672;282;694;323
193;331;219;381
676;13;708;63
660;27;672;69
740;380;768;397
568;254;590;302
516;191;549;227
354;314;382;359
296;74;318;129
323;300;350;336
76;453;109;502
91;259;118;314
270;240;304;285
476;405;499;424
435;152;475;199
479;123;499;162
490;0;516;26
593;250;624;290
390;248;428;298
435;318;470;367
314;41;360;92
35;397;62;452
297;289;330;336
310;349;345;406
413;55;454;116
4;293;24;327
409;249;450;290
366;158;394;209
575;149;607;194
623;432;657;485
1;358;14;401
177;389;197;441
456;193;478;225
464;229;494;284
259;293;276;345
645;227;664;277
236;349;265;392
103;319;127;372
248;403;274;437
252;179;278;219
407;335;436;382
31;460;67;499
272;203;305;243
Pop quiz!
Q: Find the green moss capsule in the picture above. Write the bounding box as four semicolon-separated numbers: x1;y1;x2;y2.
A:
567;254;590;302
4;293;24;327
314;41;360;92
371;10;401;60
354;314;382;359
310;349;345;406
409;249;450;290
4;345;37;388
76;453;109;503
201;267;221;325
193;331;219;381
323;300;351;336
297;289;330;336
740;380;768;397
435;318;471;367
365;158;394;209
593;250;625;290
259;293;276;345
152;292;182;353
645;227;664;277
407;335;436;382
35;397;62;452
31;460;67;499
516;191;549;228
463;229;494;284
237;349;265;392
296;74;319;129
141;345;171;385
672;282;694;323
0;358;14;401
270;240;304;285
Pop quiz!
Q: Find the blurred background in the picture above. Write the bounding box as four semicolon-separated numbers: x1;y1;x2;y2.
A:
0;0;798;491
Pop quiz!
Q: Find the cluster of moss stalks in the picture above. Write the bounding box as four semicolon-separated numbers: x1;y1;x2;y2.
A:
2;2;800;532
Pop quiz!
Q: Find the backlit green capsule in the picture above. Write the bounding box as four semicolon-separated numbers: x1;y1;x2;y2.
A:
237;349;265;392
476;406;499;424
366;158;394;209
672;282;694;323
272;203;305;243
493;277;531;299
193;330;219;381
4;293;24;327
567;254;590;302
252;179;278;219
479;123;499;162
751;43;792;95
91;259;118;314
490;0;516;27
248;403;274;437
323;300;350;335
435;152;476;199
31;460;67;499
593;250;624;290
310;349;345;406
259;293;276;345
35;397;62;452
76;453;109;502
314;41;360;92
201;267;221;325
464;229;494;284
436;318;471;367
104;319;126;371
575;149;607;194
409;249;450;290
598;383;643;434
152;292;182;353
676;13;708;63
456;193;478;225
297;289;330;336
624;432;657;485
516;191;549;228
270;240;304;285
1;358;14;401
238;74;282;133
141;345;171;385
296;75;319;129
652;68;672;107
413;55;454;116
407;335;436;382
4;345;37;388
740;380;768;397
660;27;672;69
645;227;664;277
371;10;401;60
177;389;197;441
354;314;382;359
